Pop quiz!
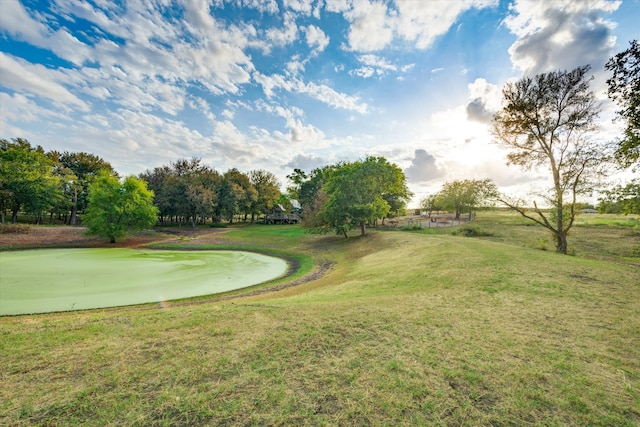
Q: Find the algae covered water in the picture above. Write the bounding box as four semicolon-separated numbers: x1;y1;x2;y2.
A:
0;248;288;315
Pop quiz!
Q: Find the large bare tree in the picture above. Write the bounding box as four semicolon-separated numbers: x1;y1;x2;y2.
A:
492;65;610;254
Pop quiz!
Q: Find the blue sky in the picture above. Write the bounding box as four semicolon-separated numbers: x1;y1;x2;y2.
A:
1;0;638;205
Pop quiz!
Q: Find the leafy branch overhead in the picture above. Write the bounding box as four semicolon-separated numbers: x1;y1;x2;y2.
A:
606;39;640;168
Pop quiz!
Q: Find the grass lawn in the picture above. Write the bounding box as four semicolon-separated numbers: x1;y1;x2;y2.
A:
1;213;639;425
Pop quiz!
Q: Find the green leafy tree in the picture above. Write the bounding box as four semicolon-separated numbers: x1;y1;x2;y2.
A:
598;180;640;215
217;169;257;223
139;165;174;224
419;194;441;217
172;158;221;228
54;151;113;224
249;169;281;223
434;179;497;220
141;158;221;227
606;40;640;168
84;171;158;243
320;156;411;237
0;138;60;223
492;65;611;253
287;166;333;213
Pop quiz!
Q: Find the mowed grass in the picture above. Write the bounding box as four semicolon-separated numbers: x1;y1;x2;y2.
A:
1;214;639;426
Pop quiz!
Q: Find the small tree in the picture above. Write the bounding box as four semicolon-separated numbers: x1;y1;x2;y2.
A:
492;66;610;253
84;171;158;243
433;179;497;220
605;40;639;168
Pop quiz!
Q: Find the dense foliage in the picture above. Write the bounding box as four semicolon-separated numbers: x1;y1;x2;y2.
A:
426;179;498;220
140;159;279;227
291;156;411;237
492;66;611;253
606;39;640;168
598;179;640;215
1;138;117;225
84;171;158;243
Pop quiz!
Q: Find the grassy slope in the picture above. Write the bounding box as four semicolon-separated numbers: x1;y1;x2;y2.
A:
1;214;639;426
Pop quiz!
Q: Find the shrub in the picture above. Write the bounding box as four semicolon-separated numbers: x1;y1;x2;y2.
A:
452;225;493;237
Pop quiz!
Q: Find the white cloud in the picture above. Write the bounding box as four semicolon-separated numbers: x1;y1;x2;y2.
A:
0;0;92;66
284;0;315;16
303;25;330;54
404;149;446;183
284;153;331;171
266;12;298;47
465;78;502;123
334;0;497;52
0;53;89;111
298;81;368;113
223;0;280;14
504;0;620;74
349;54;415;78
344;1;394;51
395;0;498;49
0;92;71;123
254;73;368;113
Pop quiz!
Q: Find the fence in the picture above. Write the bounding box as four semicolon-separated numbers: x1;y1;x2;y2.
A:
388;213;476;229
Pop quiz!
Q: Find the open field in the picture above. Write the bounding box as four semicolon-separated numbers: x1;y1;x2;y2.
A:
1;212;639;425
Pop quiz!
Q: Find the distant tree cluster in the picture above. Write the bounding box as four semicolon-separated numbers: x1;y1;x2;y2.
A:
289;156;411;237
0;138;285;242
0;138;113;224
421;179;498;220
598;180;640;215
139;158;280;227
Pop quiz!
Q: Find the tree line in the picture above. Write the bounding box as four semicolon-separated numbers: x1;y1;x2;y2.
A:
0;139;413;241
0;138;285;229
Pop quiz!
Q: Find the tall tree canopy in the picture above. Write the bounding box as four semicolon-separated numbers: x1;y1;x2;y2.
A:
606;39;640;168
84;171;158;243
249;169;281;223
492;65;610;254
0;138;60;223
217;168;257;223
50;151;113;224
140;158;222;227
312;156;410;237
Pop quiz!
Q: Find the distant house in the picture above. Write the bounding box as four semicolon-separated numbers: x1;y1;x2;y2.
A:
265;203;301;224
580;208;597;214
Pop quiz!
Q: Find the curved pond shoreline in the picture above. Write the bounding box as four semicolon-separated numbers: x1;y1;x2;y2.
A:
0;248;289;316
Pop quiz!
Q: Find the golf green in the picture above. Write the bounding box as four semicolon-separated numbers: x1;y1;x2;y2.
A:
0;248;289;316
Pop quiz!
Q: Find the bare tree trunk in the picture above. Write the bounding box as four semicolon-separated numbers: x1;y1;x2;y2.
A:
555;231;568;254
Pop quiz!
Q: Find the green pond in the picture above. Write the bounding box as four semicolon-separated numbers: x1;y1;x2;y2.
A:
0;249;289;316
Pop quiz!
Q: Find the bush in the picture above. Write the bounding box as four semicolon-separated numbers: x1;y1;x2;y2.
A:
0;223;31;234
452;225;493;237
